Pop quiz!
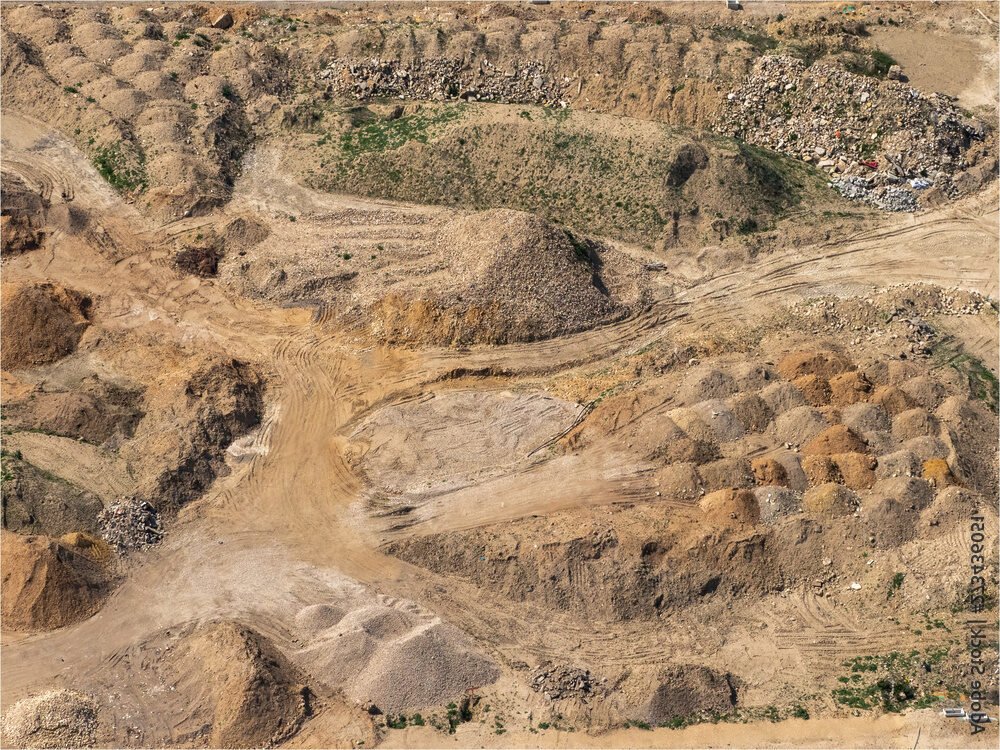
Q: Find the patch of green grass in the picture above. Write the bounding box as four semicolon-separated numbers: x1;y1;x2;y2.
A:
92;142;148;193
63;85;79;94
339;106;465;157
932;338;999;413
887;572;905;599
710;25;778;53
844;48;899;78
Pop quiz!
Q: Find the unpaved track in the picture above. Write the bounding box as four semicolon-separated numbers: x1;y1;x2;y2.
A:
1;110;997;745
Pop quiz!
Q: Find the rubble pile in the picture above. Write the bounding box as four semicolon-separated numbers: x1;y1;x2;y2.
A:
98;497;163;553
716;55;993;211
530;664;599;701
319;57;568;106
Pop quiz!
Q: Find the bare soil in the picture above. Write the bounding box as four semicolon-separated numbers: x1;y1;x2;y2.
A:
1;2;997;750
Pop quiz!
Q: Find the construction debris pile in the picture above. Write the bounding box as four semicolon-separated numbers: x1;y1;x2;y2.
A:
530;664;599;701
716;55;993;211
98;497;163;553
319;57;568;106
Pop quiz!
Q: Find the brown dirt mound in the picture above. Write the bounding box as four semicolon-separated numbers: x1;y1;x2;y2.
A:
1;171;48;255
802;424;867;455
372;209;642;346
777;350;853;381
922;458;956;488
802;483;859;517
0;283;91;370
891;408;940;442
802;455;840;485
792;374;832;406
0;689;98;749
832;452;877;490
168;620;311;748
220;215;270;253
829;370;873;406
2;379;144;446
1;454;105;536
699;488;760;526
872;385;916;416
645;665;739;725
751;457;788;487
0;530;114;632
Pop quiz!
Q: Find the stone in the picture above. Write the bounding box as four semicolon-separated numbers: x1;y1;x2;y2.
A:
212;12;234;30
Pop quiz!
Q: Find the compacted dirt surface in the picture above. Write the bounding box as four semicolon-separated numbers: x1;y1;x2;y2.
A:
1;2;998;749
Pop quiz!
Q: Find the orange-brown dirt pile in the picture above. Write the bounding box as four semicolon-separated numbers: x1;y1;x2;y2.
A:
0;282;91;370
167;620;312;748
0;530;114;632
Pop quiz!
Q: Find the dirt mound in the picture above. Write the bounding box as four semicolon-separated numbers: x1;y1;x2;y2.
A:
792;374;832;406
220;215;270;253
829;371;873;405
751;457;788;487
699;488;760;526
645;666;739;725
1;171;48;255
0;530;114;632
0;283;91;370
778;350;853;381
168;620;310;748
372;210;641;346
0;689;98;749
802;424;867;455
2;379;143;446
802;483;859;517
1;453;105;536
142;358;264;509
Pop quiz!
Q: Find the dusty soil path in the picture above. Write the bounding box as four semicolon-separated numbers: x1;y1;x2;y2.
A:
1;111;996;747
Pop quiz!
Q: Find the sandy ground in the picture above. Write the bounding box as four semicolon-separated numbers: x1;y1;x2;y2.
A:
1;50;998;745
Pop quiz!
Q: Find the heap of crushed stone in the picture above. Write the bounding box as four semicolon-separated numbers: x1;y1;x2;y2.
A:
372;209;644;346
0;690;98;749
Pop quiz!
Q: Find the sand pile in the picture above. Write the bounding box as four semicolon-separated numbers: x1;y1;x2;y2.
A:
0;530;113;632
169;620;310;748
372;209;642;346
0;689;99;749
0;283;91;370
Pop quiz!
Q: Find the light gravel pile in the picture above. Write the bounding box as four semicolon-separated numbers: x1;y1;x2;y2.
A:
0;690;98;749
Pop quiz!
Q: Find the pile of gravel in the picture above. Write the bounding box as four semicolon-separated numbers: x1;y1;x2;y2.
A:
319;57;567;106
716;55;993;211
373;209;642;345
98;497;162;553
0;690;98;749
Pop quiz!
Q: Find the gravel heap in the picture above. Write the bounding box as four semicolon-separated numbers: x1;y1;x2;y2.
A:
530;663;598;701
373;209;639;346
715;55;992;211
320;57;568;106
98;497;162;553
0;690;99;749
